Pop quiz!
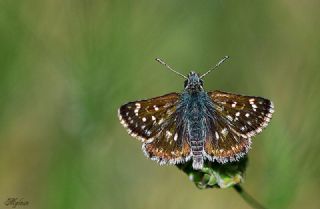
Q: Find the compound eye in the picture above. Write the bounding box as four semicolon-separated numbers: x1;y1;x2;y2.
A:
184;80;188;88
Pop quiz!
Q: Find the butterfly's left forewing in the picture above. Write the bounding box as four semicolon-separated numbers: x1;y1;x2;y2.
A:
118;93;191;165
209;90;274;137
203;90;274;163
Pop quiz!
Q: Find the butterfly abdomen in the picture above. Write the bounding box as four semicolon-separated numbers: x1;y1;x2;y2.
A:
189;123;205;170
184;92;207;170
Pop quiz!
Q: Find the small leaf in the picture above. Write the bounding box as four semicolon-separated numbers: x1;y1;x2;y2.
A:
177;157;248;189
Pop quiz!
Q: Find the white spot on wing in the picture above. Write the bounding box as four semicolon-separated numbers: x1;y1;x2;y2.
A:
152;116;156;121
166;130;172;139
235;112;240;117
215;131;219;139
174;133;178;141
221;128;228;136
245;113;250;117
226;115;233;121
142;117;146;122
135;103;141;108
153;105;159;111
158;118;164;124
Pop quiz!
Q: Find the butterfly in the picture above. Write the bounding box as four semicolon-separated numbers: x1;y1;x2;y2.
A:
118;56;274;170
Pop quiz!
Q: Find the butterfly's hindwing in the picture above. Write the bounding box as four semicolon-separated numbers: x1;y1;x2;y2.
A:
204;112;252;163
118;93;192;164
142;123;191;165
203;90;274;163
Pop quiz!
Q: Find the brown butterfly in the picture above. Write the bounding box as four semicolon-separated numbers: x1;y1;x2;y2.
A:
118;56;274;170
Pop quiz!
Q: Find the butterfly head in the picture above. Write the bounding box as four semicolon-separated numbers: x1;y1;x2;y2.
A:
184;71;204;92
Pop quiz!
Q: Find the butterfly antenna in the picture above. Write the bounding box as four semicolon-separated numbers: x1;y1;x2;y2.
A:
155;58;187;79
200;56;230;79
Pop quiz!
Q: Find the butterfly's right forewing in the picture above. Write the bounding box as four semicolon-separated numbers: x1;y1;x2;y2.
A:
118;93;179;141
118;93;191;165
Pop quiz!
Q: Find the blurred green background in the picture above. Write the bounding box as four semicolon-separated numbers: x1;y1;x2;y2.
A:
0;1;320;209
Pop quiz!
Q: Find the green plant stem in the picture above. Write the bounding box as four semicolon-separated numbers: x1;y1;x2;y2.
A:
233;185;266;209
